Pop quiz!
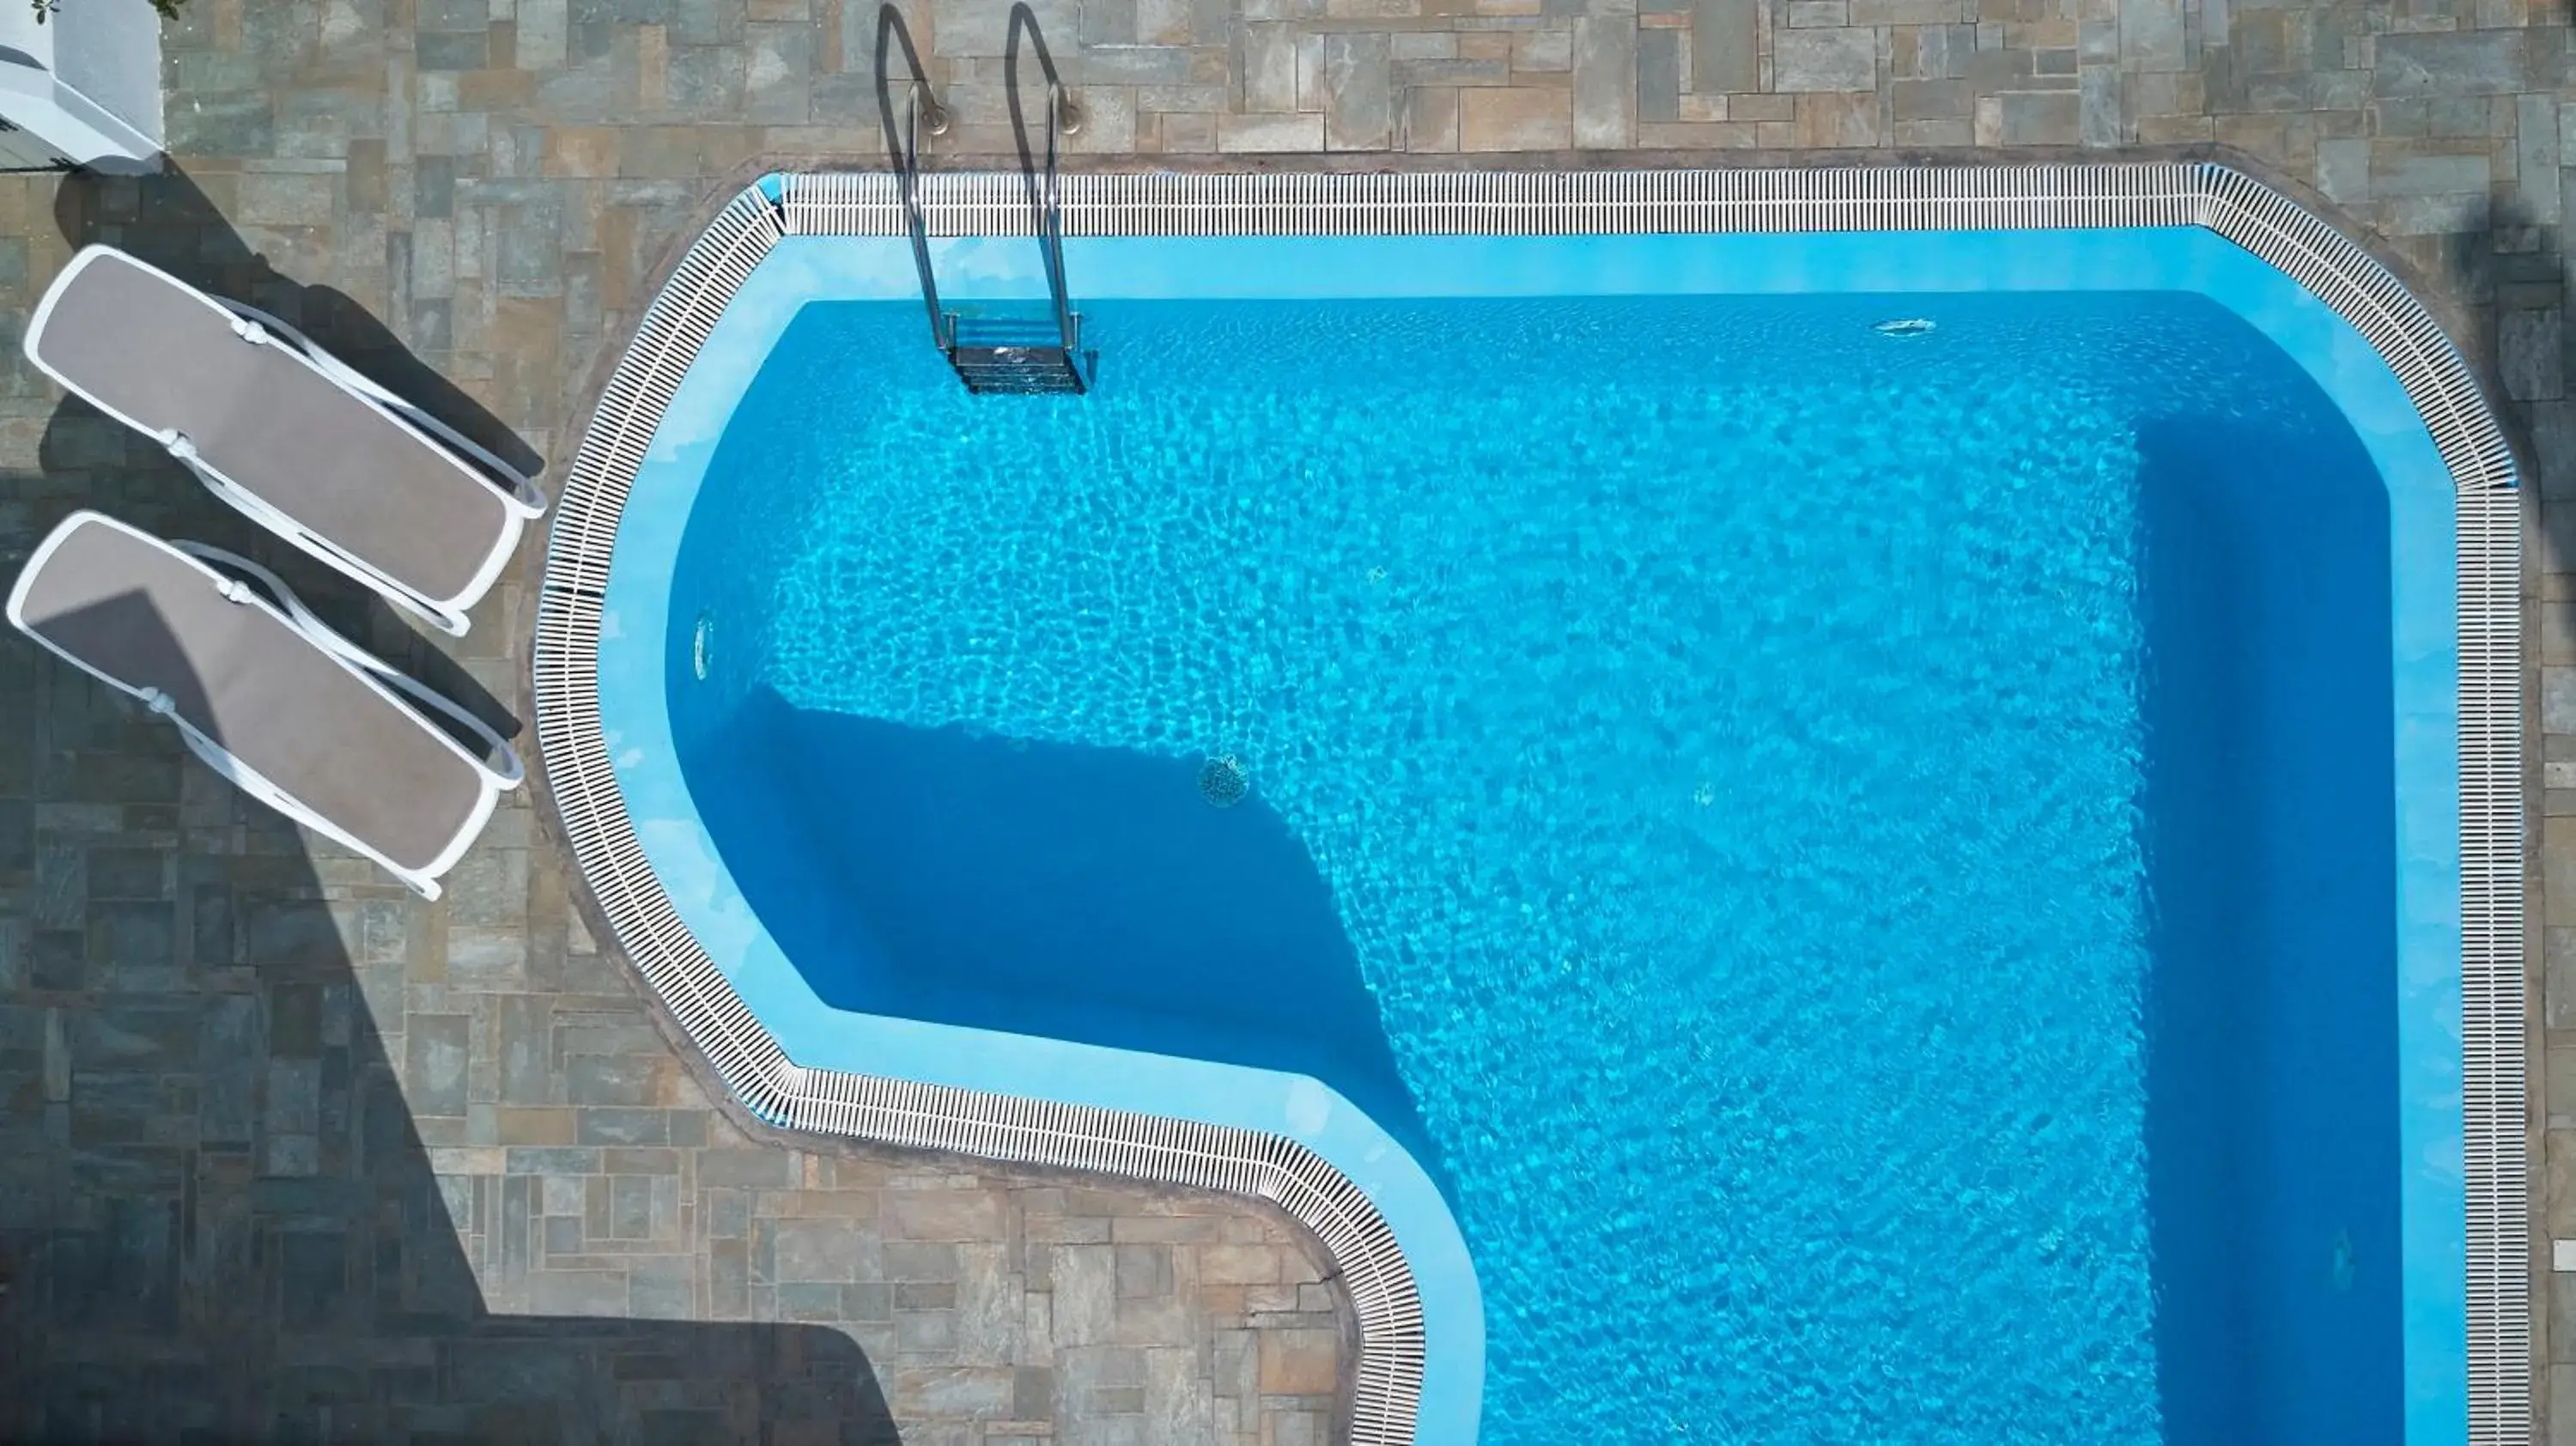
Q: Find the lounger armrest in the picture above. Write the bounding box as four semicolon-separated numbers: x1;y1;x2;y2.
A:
174;541;529;791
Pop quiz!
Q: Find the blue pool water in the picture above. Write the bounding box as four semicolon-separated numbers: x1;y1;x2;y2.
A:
660;285;2420;1442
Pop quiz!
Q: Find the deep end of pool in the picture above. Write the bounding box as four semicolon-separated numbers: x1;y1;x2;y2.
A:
573;178;2484;1446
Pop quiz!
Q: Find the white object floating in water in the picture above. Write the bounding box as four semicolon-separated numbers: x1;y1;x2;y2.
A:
693;613;714;680
1874;318;1937;337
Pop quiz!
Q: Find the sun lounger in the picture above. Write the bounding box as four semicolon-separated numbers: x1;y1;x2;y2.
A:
24;246;545;636
7;511;524;896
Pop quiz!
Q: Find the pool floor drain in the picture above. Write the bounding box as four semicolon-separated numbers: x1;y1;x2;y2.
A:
1199;754;1249;807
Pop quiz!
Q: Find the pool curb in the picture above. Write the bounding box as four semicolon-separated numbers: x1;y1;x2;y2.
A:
535;162;2524;1446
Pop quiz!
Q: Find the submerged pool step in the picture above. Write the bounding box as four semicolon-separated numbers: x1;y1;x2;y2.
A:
943;312;1093;396
947;343;1089;394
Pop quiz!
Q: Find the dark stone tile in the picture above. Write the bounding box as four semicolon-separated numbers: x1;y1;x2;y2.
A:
410;300;454;353
240;902;349;973
189;885;234;965
0;798;31;873
33;841;84;930
76;1003;200;1069
1692;0;1756;92
503;1147;599;1175
418;0;492;30
497;994;551;1104
84;848;165;900
70;752;179;804
198;994;261;1146
29;928;84;991
2374;30;2530;99
895;1281;955;1310
416;31;493;70
638;1410;727;1446
264;1058;320;1139
695;1149;793;1188
607;1352;683;1382
610;1174;651;1237
1015;1366;1054;1418
88;902;175;982
358;902;405;968
164;94;277;155
499;1174;534;1284
569;20;620;64
575;1108;668;1145
440;1340;582;1406
1637;28;1680;124
416;157;458;221
1081;0;1135;44
571;0;678;23
664;46;746;115
495;200;567;296
269;982;325;1056
564;1054;659;1106
278;1230;349;1330
676;0;742;39
48;1195;180;1331
405;1015;471;1118
775;1281;839;1321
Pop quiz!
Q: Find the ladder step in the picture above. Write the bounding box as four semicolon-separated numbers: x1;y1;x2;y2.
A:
947;344;1089;395
951;316;1067;347
944;307;1091;393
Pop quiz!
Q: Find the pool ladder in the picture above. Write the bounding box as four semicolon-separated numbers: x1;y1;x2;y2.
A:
894;64;1094;396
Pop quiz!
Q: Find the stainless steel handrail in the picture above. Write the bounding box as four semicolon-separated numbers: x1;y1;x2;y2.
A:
1039;80;1077;354
896;81;949;352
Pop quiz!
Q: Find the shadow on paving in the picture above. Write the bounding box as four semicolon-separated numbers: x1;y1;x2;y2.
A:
0;168;905;1443
2452;191;2572;590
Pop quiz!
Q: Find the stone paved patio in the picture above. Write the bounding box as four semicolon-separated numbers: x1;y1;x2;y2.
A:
0;0;2570;1440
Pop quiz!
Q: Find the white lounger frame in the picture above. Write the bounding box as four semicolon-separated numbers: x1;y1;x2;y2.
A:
22;246;549;638
4;511;526;898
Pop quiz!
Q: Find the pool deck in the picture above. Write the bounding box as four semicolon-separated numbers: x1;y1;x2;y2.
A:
0;1;2567;1442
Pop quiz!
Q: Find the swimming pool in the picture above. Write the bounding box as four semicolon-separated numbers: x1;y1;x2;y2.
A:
538;167;2524;1445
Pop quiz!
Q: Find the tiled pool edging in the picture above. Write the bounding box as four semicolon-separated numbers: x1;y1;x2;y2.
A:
535;164;2523;1446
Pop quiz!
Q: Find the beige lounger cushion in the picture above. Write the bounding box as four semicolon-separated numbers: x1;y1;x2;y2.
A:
34;249;510;604
15;516;484;871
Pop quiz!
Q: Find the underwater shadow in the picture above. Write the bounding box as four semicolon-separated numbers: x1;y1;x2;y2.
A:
2132;411;2402;1445
692;687;1445;1181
